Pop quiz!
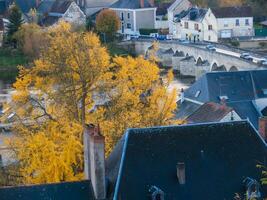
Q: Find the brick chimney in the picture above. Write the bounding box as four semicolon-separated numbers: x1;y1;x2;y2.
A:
84;124;106;199
140;0;145;8
259;117;267;141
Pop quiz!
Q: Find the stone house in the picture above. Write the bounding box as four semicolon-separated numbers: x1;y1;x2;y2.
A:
40;0;86;26
110;0;156;35
213;6;254;38
173;7;218;42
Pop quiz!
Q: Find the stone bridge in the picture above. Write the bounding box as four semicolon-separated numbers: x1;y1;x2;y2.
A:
120;40;261;78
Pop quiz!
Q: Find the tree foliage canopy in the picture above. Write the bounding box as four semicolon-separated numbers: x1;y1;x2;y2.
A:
7;4;24;42
6;22;180;184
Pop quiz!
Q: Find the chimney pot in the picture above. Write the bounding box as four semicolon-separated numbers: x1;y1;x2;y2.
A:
177;162;185;185
259;117;267;141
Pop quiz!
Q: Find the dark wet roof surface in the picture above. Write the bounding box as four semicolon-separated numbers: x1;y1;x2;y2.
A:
155;1;175;16
213;6;253;18
110;0;153;9
37;0;55;14
183;70;267;129
0;180;95;200
187;102;233;123
114;121;267;200
175;100;201;119
50;0;72;13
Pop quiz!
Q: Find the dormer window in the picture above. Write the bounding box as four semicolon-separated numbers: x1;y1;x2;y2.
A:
219;95;229;101
262;89;267;95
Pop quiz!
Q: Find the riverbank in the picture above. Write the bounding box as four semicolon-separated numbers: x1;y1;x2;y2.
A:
0;48;28;84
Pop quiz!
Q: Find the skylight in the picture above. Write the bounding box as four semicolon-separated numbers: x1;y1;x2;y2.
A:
219;95;229;100
195;90;201;98
262;89;267;95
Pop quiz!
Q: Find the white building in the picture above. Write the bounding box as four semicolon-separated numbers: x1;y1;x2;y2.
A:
173;7;218;42
110;0;156;35
213;6;254;38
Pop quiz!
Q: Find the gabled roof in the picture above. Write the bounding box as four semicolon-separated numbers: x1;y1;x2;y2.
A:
155;0;175;16
186;102;233;123
113;121;267;199
183;70;267;129
213;6;253;18
49;0;73;14
0;180;95;200
37;0;55;14
110;0;154;9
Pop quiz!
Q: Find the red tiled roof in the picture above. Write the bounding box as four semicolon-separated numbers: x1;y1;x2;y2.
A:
186;102;233;123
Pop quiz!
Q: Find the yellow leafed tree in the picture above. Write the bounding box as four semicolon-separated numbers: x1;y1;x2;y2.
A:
7;21;180;184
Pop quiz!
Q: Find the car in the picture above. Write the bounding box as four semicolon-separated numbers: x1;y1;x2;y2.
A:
240;53;253;61
206;45;216;51
257;59;267;66
178;39;190;44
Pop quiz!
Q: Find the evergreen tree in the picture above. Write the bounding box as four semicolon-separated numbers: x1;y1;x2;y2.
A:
7;4;24;44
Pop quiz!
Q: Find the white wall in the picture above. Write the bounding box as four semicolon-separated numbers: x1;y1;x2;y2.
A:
217;17;254;38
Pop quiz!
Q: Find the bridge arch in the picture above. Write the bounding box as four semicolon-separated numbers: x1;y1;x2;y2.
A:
196;57;203;65
229;66;238;71
211;62;219;71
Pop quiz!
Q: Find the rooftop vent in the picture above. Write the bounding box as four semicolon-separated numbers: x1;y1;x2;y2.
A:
177;162;185;185
149;186;164;200
243;177;261;199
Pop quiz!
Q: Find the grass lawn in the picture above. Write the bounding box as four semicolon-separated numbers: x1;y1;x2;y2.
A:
0;48;28;83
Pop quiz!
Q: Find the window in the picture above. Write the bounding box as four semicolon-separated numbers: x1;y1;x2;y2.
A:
208;35;211;41
236;19;240;26
121;12;124;20
245;19;249;26
126;23;131;29
194;23;199;30
127;12;130;19
208;25;212;30
184;22;188;29
224;20;228;27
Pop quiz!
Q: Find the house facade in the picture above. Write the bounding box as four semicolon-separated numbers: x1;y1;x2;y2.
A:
173;7;218;42
110;0;156;35
41;0;86;26
213;6;254;38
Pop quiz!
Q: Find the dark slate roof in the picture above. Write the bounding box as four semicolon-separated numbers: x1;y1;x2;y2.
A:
175;7;208;22
49;0;72;14
175;100;201;119
15;0;36;14
155;1;175;16
113;121;267;200
186;102;233;123
183;70;267;129
0;180;95;200
0;18;3;31
41;15;60;26
213;6;253;18
0;1;7;15
37;0;55;14
110;0;153;9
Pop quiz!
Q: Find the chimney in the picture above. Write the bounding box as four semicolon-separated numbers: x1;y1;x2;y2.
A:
177;162;185;185
89;124;106;199
83;124;93;179
149;0;154;7
140;0;145;8
180;88;185;103
259;117;267;141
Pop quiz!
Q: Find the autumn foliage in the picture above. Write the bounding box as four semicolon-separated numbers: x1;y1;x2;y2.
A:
6;22;179;184
96;9;120;40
